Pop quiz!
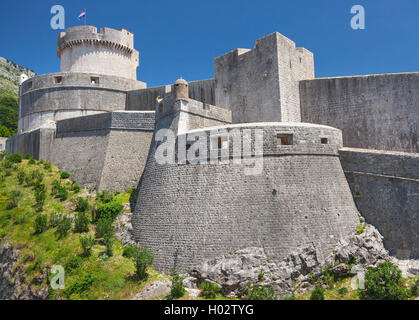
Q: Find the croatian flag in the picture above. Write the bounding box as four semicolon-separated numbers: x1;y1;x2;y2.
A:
78;9;86;21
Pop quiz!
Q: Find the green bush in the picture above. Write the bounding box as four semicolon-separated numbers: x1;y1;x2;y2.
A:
43;162;51;171
200;281;220;299
122;246;138;259
79;235;95;257
28;158;36;165
244;283;277;300
24;153;31;160
338;287;349;296
72;183;81;193
60;171;70;179
95;218;114;239
65;256;84;273
55;216;72;239
169;270;185;299
64;274;94;298
17;170;25;184
322;267;335;288
95;201;123;222
51;181;68;201
74;211;90;233
74;197;89;213
360;262;407;300
96;190;114;204
135;246;154;280
6;152;22;163
310;286;325;300
6;190;21;209
410;280;418;297
34;214;48;234
34;190;46;212
30;169;44;182
104;233;113;257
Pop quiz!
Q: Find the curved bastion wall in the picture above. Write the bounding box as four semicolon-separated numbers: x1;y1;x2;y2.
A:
18;72;146;133
132;122;360;273
57;26;139;80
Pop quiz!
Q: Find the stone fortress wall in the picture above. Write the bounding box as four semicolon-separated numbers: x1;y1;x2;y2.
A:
6;26;418;267
300;72;419;153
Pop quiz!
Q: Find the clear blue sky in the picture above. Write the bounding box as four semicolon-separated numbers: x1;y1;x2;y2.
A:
0;0;417;87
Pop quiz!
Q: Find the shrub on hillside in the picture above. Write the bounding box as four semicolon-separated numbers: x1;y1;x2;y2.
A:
65;256;84;273
6;190;21;209
95;218;114;239
74;211;90;233
17;170;25;184
63;274;94;299
55;216;72;239
96;190;114;204
34;214;48;234
169;270;185;299
74;197;89;213
122;246;138;259
79;235;95;257
244;283;277;300
104;233;113;257
310;286;325;300
34;190;46;212
43;162;51;171
135;246;154;280
28;158;36;165
49;212;61;228
60;171;70;179
360;262;407;300
95;201;123;222
51;181;68;201
410;280;419;297
200;281;220;299
30;169;44;182
6;152;22;163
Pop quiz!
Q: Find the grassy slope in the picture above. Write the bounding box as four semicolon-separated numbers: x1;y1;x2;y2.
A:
0;157;169;300
0;158;417;300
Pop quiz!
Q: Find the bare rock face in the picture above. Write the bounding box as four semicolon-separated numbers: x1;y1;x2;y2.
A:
131;281;171;300
190;224;395;298
0;242;48;300
113;211;137;247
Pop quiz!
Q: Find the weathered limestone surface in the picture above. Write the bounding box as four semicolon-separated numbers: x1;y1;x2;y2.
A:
340;148;419;259
132;121;360;273
49;111;154;192
215;32;314;123
300;72;419;153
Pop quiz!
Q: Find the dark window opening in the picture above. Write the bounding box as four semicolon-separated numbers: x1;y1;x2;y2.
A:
55;76;62;84
321;138;328;144
27;81;32;89
91;77;99;84
218;137;222;149
186;144;191;150
277;134;293;146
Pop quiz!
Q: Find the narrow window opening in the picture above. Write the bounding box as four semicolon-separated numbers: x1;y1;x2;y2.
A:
91;77;99;84
277;134;293;146
55;76;62;84
321;138;328;144
27;81;32;89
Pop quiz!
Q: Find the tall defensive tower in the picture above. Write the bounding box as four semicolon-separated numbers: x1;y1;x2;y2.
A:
58;26;139;80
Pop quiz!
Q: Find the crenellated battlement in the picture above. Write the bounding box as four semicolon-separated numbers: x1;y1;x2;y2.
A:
57;26;135;57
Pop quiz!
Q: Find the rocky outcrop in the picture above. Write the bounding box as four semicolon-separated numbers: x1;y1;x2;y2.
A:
0;242;48;300
113;210;136;247
189;224;411;298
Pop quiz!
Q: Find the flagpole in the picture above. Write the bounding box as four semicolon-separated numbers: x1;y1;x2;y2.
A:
84;10;87;25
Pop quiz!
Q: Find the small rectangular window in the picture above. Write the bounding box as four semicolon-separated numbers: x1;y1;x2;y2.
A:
321;138;328;144
55;76;62;84
277;134;293;146
91;77;99;84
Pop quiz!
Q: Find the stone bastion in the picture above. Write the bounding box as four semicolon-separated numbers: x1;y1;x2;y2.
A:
132;122;361;273
18;72;146;134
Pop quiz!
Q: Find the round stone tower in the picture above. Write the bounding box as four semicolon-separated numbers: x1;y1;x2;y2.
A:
57;26;139;80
